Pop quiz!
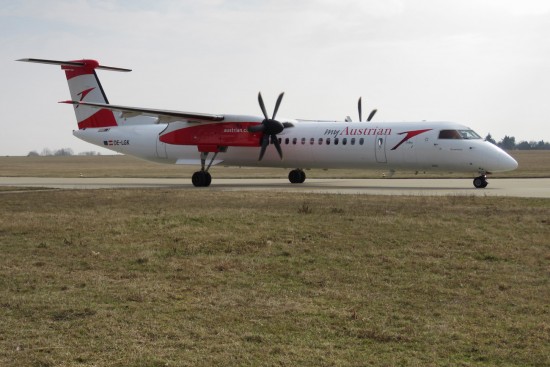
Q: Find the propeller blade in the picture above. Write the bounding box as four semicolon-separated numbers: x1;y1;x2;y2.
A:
272;92;285;119
247;124;265;133
367;109;377;122
282;122;294;128
258;135;270;161
358;97;362;122
258;92;269;120
272;135;283;159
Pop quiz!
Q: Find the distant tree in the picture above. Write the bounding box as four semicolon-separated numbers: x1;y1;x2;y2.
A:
41;148;53;156
517;141;532;150
498;135;516;150
78;151;101;156
54;148;74;156
485;133;497;145
534;140;550;150
27;150;40;157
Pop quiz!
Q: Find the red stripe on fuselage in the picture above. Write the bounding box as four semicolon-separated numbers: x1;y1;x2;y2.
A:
160;122;262;147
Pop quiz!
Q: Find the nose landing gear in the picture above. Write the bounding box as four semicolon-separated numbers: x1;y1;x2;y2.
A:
473;175;488;189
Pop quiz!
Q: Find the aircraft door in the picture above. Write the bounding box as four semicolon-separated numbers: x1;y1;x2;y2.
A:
156;135;168;159
375;135;387;163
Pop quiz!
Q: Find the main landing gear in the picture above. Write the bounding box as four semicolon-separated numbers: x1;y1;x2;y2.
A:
288;169;306;184
473;175;488;189
192;151;219;187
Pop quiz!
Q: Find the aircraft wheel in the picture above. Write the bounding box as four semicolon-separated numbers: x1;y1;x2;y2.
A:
473;176;488;189
192;171;212;187
289;169;306;184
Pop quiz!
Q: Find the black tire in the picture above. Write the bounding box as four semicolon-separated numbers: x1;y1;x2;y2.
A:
473;176;487;189
192;171;211;187
289;169;306;184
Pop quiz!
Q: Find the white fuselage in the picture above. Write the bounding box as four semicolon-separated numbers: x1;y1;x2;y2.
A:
74;119;518;175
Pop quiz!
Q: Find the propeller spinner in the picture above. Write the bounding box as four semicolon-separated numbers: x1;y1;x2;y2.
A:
248;92;293;160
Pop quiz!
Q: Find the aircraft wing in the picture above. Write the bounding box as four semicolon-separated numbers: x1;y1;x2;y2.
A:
60;100;225;123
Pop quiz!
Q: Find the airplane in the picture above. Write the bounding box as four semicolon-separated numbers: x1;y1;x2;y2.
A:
18;58;518;188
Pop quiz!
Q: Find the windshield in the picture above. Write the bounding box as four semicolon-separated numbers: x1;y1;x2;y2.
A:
439;129;482;140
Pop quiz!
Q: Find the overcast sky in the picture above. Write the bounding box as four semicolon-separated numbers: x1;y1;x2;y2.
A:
1;0;549;155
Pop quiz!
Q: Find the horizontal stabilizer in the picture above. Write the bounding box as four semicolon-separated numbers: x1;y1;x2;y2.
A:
17;58;131;72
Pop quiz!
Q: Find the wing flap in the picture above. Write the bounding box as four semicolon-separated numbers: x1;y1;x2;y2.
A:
60;100;224;123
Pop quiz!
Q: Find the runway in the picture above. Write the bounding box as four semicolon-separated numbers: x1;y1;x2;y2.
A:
1;177;549;197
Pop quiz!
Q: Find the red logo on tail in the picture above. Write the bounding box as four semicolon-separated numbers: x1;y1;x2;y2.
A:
75;88;95;108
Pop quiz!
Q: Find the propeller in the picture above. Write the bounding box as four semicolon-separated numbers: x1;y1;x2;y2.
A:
248;92;293;160
357;97;377;122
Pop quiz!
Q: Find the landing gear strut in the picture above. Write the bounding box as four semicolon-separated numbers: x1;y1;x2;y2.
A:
192;151;218;187
288;169;306;184
473;175;488;189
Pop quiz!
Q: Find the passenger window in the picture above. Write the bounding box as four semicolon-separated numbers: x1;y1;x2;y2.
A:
351;138;355;145
359;138;364;145
342;138;347;145
326;138;331;145
301;137;306;145
285;138;290;144
334;138;339;145
310;138;314;145
318;138;323;145
292;138;297;145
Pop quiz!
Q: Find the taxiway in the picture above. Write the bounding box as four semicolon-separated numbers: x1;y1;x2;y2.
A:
1;177;549;198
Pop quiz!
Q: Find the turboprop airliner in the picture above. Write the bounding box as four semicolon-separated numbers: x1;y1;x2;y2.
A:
18;58;518;188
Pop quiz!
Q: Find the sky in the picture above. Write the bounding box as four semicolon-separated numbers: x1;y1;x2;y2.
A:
1;0;549;155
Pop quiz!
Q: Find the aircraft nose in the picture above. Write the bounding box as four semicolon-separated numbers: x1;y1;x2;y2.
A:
503;154;519;171
484;144;518;172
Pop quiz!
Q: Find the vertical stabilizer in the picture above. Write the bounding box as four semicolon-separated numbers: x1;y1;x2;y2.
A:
17;58;131;129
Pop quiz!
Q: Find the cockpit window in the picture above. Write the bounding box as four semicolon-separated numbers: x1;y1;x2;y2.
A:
438;129;482;140
439;130;462;139
458;130;481;139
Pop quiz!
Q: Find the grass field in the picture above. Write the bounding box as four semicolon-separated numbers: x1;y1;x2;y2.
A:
1;150;549;179
1;190;549;366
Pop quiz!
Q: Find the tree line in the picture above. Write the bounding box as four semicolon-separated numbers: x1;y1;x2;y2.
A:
485;134;550;150
27;148;100;156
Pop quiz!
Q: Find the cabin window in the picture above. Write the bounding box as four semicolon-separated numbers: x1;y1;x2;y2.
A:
285;138;290;145
278;138;282;145
351;138;355;145
334;138;339;145
359;138;364;145
342;138;347;145
318;138;323;145
292;138;297;145
310;138;315;145
326;138;331;145
301;137;306;145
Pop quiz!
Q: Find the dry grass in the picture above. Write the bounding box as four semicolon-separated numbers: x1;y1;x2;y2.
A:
1;190;549;366
1;150;548;179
